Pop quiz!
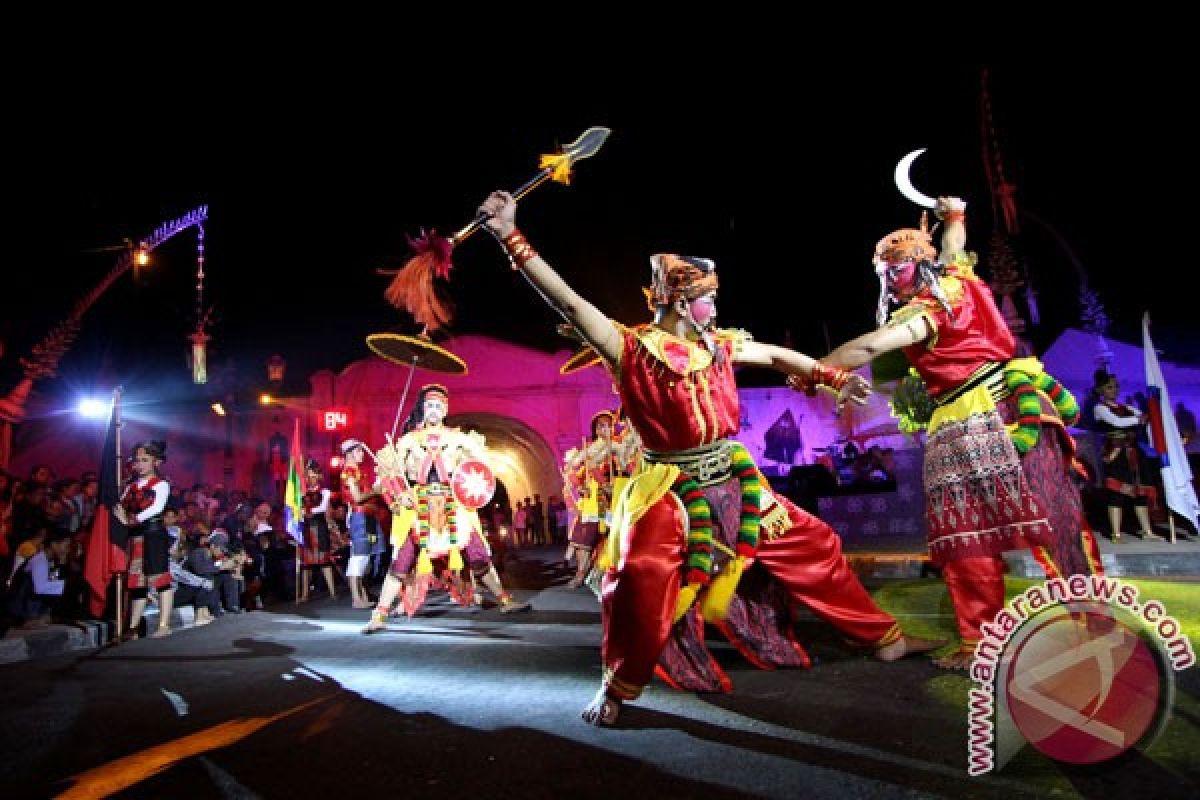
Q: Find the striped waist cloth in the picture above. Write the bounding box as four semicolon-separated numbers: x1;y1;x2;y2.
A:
642;440;734;486
932;362;1009;408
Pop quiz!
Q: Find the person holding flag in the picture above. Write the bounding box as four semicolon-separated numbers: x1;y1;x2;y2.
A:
1091;369;1161;541
1142;314;1200;540
113;440;175;639
281;420;337;602
296;459;339;603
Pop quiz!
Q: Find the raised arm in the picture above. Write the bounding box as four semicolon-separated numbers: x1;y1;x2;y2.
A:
478;191;621;367
936;196;967;262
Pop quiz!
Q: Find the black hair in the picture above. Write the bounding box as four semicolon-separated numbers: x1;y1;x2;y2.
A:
403;385;450;433
134;440;168;461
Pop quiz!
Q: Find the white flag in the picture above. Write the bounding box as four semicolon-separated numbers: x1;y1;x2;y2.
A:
1143;313;1200;528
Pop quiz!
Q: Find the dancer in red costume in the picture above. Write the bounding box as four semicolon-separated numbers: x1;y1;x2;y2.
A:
802;196;1102;670
477;190;941;726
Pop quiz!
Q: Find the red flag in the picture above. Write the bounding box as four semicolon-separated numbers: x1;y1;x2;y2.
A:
84;506;128;616
83;399;129;617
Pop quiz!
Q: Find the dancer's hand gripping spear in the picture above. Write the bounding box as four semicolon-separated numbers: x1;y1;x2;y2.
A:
379;127;612;334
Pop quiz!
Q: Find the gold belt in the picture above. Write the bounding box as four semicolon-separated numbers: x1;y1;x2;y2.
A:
643;440;734;487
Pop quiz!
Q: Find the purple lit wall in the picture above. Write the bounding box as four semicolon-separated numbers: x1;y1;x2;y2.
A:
1042;328;1200;419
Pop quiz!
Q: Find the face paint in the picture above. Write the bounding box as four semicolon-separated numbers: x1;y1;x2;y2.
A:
882;260;918;299
423;395;448;426
687;294;717;327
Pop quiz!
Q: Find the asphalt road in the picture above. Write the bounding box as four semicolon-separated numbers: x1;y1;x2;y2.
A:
2;551;1196;799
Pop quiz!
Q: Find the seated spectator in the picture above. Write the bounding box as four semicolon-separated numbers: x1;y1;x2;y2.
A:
7;527;46;589
208;530;245;613
79;476;99;532
249;502;274;535
6;528;72;629
185;529;222;613
55;479;84;533
169;535;218;625
164;506;182;544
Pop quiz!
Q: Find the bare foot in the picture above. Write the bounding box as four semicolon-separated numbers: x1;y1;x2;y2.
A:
499;596;531;614
149;627;172;639
566;576;584;589
581;688;621;727
875;634;946;662
932;650;974;670
1138;530;1163;541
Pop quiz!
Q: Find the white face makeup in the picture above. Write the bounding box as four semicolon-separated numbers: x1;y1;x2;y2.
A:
423;395;448;426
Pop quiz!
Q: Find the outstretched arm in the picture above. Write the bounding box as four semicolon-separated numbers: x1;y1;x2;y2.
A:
479;191;621;367
822;194;964;371
823;316;933;371
738;340;870;407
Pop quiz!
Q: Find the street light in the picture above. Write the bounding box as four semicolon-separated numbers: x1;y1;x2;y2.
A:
267;354;286;385
77;398;109;419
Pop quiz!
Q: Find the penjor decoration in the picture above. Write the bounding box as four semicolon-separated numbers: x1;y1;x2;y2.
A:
1;206;209;469
379;127;611;334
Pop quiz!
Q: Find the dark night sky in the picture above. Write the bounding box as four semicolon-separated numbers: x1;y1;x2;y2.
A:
2;60;1193;410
